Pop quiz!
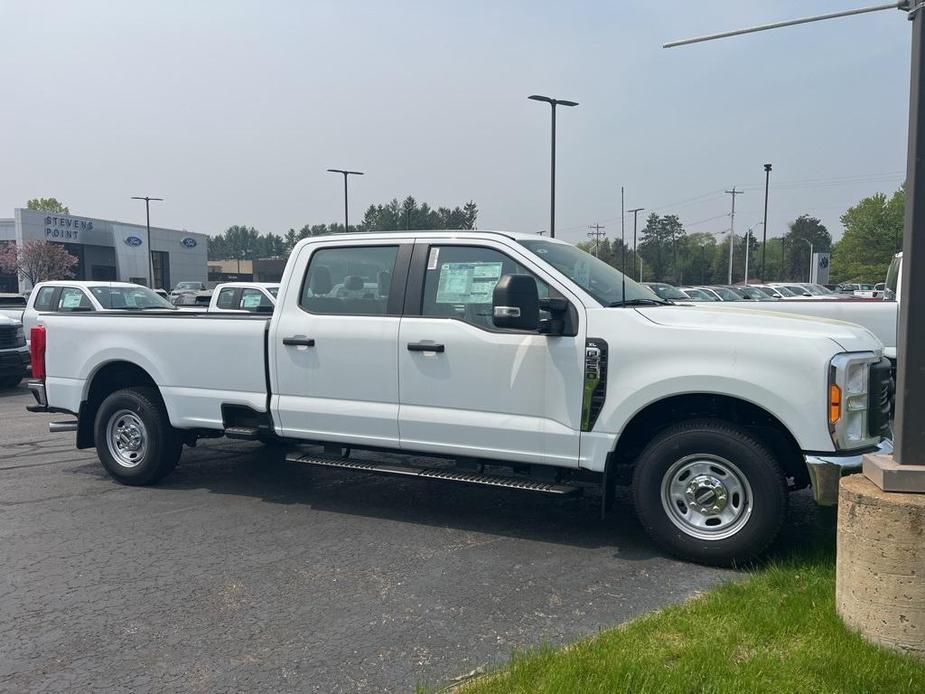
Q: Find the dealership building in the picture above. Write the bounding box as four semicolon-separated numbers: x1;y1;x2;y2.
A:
0;208;208;292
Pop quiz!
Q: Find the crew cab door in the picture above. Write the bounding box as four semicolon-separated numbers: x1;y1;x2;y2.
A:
397;240;585;467
270;240;412;447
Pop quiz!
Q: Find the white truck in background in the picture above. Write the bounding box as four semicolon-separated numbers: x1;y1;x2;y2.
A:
717;253;904;367
208;282;279;313
26;231;892;565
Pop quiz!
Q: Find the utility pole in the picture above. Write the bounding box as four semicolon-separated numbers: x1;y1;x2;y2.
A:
628;207;645;280
725;187;743;283
528;95;579;238
130;196;163;288
761;163;772;281
587;223;607;256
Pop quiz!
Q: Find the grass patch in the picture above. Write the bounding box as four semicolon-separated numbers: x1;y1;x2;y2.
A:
457;545;925;694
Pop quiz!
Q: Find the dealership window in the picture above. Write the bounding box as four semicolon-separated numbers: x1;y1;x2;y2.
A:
151;251;170;290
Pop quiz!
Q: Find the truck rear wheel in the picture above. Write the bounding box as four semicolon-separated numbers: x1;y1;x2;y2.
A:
632;419;788;566
94;387;182;486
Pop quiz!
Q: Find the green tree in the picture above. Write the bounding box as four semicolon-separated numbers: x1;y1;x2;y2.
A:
782;215;831;282
638;214;686;283
26;197;69;214
831;187;904;284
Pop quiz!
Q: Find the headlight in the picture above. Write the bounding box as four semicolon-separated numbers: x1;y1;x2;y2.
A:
828;352;880;450
15;325;25;347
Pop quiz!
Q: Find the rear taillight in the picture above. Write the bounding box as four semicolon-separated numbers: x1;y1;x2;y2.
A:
30;325;46;381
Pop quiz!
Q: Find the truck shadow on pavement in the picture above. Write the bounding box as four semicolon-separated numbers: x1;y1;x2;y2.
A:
70;438;837;566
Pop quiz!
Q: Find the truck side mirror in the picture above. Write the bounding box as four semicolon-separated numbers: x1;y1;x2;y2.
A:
492;274;539;331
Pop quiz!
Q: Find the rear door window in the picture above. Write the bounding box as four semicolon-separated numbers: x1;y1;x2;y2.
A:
57;288;93;312
300;246;399;316
33;286;58;311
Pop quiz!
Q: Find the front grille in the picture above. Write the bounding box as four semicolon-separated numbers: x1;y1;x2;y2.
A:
868;358;893;439
0;325;21;349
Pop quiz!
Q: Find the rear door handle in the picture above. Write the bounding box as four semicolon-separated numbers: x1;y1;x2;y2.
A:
407;342;445;353
283;337;315;347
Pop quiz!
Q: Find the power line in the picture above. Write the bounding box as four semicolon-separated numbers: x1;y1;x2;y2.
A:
587;223;606;256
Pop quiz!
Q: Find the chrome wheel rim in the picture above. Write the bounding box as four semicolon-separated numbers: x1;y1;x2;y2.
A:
660;454;752;541
106;410;148;469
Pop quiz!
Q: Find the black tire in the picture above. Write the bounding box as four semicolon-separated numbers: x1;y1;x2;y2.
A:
93;387;182;486
0;375;23;390
632;419;788;567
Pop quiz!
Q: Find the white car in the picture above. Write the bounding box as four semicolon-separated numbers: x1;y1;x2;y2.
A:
22;281;178;343
209;282;279;313
26;230;891;565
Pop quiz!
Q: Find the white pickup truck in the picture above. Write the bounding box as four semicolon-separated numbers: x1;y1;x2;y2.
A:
720;255;904;365
26;231;893;565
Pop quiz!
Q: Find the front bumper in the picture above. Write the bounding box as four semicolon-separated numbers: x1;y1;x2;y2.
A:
0;348;29;380
805;438;894;505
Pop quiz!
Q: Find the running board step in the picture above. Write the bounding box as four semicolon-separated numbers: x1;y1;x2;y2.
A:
225;426;259;440
286;454;580;495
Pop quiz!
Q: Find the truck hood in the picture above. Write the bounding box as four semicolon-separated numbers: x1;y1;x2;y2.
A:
635;305;883;354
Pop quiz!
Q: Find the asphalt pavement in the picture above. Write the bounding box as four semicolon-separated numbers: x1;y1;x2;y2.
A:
0;381;835;692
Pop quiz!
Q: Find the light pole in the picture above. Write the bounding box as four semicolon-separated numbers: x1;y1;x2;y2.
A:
130;196;163;288
798;238;813;282
528;94;578;239
326;169;363;232
761;163;772;281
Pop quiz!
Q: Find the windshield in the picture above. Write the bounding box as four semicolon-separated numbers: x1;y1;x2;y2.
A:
518;240;659;306
90;285;176;310
682;288;711;301
738;286;768;299
769;285;794;297
176;282;202;290
784;285;809;295
645;283;688;301
712;287;742;301
802;284;827;296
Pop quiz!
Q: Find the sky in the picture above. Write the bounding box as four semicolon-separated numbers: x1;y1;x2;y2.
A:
0;1;911;247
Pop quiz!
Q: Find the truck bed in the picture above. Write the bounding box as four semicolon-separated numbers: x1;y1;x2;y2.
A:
41;312;270;429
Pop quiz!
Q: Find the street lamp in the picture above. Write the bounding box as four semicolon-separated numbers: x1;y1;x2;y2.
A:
326;169;364;232
798;237;814;282
760;163;772;281
130;196;163;288
528;94;579;239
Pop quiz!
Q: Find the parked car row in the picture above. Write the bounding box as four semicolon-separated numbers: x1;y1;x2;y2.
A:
643;282;841;303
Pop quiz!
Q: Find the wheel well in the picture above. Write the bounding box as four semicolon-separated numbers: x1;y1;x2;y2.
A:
77;361;160;449
611;394;808;489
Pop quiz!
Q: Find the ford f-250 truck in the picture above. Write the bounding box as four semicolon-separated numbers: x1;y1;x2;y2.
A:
26;231;893;565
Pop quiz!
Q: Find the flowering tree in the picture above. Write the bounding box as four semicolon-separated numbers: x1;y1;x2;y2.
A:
0;240;79;287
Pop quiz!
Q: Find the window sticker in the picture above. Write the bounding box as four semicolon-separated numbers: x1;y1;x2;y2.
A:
427;247;440;270
435;262;504;304
241;292;263;309
61;291;84;309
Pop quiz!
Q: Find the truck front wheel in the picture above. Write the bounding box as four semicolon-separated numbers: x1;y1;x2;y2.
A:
94;387;182;486
632;419;788;566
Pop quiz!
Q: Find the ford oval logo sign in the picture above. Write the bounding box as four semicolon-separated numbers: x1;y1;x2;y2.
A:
181;237;197;248
124;236;143;247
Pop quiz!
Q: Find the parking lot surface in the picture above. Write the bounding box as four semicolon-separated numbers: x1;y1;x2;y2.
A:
0;383;833;692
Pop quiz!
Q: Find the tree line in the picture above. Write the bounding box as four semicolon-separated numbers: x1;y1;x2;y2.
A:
580;185;903;286
208;196;478;260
